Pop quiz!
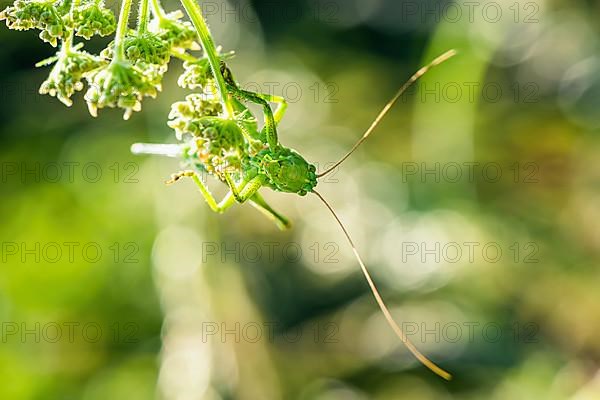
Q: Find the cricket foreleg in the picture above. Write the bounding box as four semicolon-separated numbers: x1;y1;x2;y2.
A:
223;172;266;203
167;170;236;213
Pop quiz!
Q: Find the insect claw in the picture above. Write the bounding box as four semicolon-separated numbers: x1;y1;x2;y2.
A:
165;170;195;185
165;176;180;185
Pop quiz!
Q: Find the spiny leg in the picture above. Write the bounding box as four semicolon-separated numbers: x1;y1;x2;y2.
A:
167;170;236;213
223;171;245;201
221;62;285;148
230;88;287;126
249;193;292;231
230;98;264;146
220;62;285;120
223;172;290;229
223;172;265;203
227;84;279;149
252;92;288;125
169;171;287;230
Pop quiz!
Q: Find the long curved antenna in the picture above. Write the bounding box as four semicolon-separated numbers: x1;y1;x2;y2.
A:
317;49;457;178
313;191;452;380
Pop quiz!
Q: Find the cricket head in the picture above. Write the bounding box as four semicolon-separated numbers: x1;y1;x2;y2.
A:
256;147;318;196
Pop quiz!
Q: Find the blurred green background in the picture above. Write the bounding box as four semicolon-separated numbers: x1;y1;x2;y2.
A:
1;0;600;398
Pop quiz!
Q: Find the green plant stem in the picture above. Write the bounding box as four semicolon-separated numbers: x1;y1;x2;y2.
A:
114;0;134;60
62;34;73;53
138;0;150;32
63;0;82;53
179;0;234;119
149;0;166;20
70;0;81;13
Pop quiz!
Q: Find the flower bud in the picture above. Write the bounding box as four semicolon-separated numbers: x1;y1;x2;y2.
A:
149;11;198;52
1;0;67;46
85;59;161;120
73;1;116;39
39;47;105;106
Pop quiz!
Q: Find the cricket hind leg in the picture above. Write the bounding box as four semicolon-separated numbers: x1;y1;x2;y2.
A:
253;92;288;125
227;84;280;149
221;61;288;127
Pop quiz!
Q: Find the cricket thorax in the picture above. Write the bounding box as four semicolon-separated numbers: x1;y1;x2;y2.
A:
247;147;317;196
